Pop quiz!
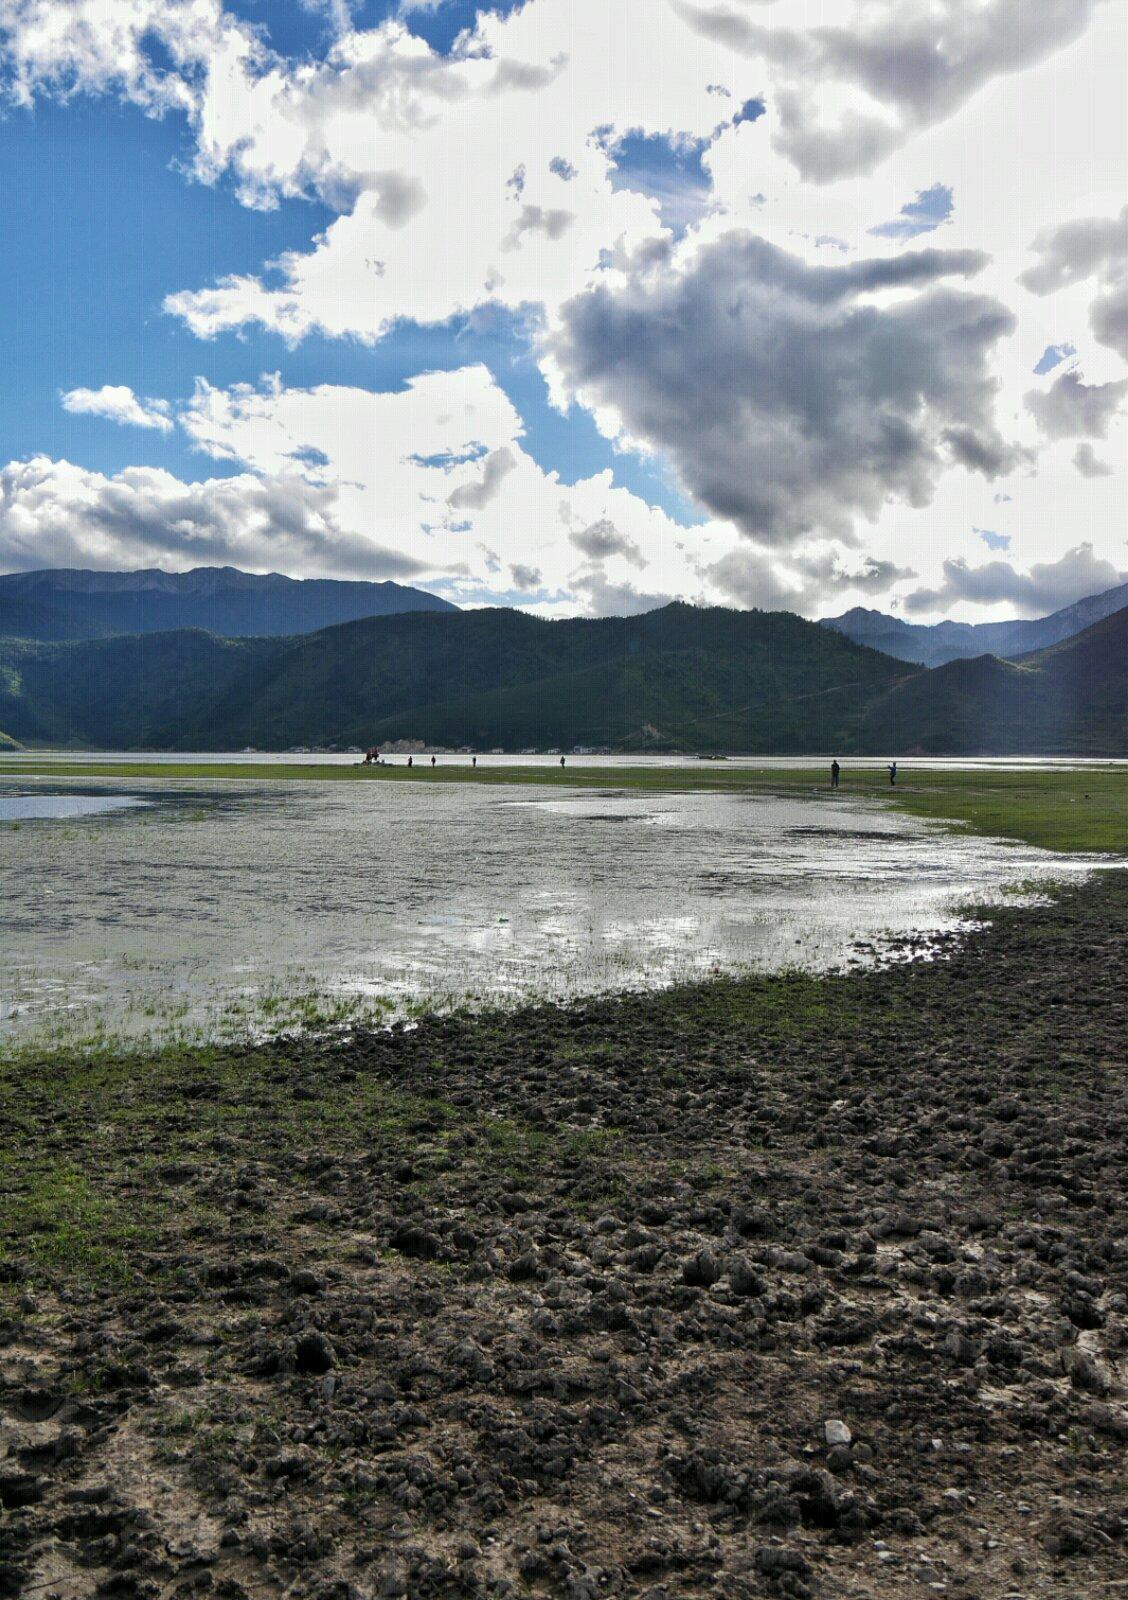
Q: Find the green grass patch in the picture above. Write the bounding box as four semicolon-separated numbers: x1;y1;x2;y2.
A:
0;1157;145;1284
2;756;1123;850
0;951;860;1292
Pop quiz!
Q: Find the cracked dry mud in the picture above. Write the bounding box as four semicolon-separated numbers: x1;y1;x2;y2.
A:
1;873;1125;1599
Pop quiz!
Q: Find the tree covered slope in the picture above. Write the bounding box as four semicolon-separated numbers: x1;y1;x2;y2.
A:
0;601;1123;754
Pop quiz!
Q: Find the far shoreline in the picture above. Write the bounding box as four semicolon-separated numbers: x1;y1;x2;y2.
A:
2;754;1125;852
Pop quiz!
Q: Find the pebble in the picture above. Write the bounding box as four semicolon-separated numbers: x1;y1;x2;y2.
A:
294;1330;335;1375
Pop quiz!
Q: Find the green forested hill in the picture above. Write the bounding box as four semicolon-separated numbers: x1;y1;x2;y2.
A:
0;631;275;748
0;600;1123;754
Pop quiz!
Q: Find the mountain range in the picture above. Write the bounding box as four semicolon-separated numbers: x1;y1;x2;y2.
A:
862;607;1128;755
1;598;1125;755
821;582;1128;666
0;566;455;641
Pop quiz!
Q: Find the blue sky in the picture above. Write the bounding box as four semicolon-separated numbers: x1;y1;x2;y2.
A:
226;1;528;58
0;71;696;519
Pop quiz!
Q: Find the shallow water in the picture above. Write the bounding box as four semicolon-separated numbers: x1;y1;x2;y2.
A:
0;793;149;821
5;750;1127;772
0;776;1109;1051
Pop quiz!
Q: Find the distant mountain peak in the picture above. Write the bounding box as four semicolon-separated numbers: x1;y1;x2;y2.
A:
820;580;1128;668
0;564;456;641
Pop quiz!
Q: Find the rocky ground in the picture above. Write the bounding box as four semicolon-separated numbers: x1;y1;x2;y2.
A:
1;873;1126;1600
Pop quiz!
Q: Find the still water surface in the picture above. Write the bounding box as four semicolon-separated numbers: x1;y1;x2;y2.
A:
0;776;1109;1050
0;793;149;821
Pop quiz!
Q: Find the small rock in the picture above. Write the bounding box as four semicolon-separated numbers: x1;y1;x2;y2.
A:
824;1419;851;1447
390;1224;440;1259
729;1258;766;1297
682;1250;722;1288
1061;1347;1111;1395
294;1331;335;1376
754;1545;811;1577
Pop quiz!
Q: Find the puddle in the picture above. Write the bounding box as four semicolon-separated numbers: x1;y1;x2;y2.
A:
0;794;150;822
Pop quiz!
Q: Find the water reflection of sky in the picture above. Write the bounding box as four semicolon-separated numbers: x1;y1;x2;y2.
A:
0;793;149;821
0;778;1116;1049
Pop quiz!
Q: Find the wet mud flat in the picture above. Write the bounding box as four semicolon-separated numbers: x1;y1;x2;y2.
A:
1;875;1126;1599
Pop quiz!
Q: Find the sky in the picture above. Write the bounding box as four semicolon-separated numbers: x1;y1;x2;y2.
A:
0;0;1124;621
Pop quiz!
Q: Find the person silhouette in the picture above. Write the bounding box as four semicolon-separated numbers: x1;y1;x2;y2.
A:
831;759;840;790
431;755;436;768
407;755;413;769
472;756;477;768
559;755;566;769
888;761;897;786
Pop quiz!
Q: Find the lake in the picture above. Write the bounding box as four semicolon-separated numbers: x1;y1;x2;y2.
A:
0;772;1108;1053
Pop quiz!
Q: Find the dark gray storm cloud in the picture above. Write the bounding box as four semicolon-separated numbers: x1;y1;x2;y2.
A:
676;0;1100;181
707;547;916;615
1021;205;1128;362
503;204;575;249
905;542;1126;616
551;232;1017;545
447;447;517;511
570;570;677;616
1026;369;1128;439
1073;442;1113;477
569;517;643;566
509;562;543;590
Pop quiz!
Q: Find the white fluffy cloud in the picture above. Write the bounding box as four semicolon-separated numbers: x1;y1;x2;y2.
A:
61;384;173;432
4;0;1102;349
0;0;1125;619
677;0;1103;183
177;366;736;607
0;454;424;577
0;0;250;115
8;363;885;616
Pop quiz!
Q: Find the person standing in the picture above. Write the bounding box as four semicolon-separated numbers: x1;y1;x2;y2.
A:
431;754;436;768
888;761;897;786
830;759;840;790
560;755;566;769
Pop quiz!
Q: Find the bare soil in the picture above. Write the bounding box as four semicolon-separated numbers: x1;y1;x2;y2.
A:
1;873;1125;1599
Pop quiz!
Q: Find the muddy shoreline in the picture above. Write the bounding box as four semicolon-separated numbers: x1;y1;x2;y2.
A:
2;873;1126;1598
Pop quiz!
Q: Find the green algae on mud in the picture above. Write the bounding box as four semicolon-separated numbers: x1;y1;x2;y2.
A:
0;962;848;1290
2;756;1124;851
